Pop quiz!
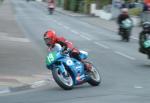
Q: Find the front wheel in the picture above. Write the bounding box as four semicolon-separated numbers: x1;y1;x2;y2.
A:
122;29;131;42
52;67;74;90
48;8;54;14
87;64;101;86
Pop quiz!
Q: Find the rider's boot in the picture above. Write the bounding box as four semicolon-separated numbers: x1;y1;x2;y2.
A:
81;60;92;71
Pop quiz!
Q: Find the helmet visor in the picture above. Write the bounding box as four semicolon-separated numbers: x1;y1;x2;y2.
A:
44;38;52;46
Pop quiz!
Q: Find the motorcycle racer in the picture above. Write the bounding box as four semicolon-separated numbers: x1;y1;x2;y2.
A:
43;29;91;70
139;22;150;59
117;8;133;41
48;0;55;14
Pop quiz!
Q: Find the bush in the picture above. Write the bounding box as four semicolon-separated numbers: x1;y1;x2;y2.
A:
0;0;4;4
128;8;142;16
64;0;70;10
99;0;111;9
69;0;75;11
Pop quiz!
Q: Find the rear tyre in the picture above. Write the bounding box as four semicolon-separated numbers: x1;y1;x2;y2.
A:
125;30;130;42
87;64;101;86
52;67;74;90
48;8;54;14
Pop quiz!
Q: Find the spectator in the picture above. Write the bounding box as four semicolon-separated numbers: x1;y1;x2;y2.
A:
48;0;55;14
143;2;148;11
121;2;129;9
143;2;150;11
147;3;150;11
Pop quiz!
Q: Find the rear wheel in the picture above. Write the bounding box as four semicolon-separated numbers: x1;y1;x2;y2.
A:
52;67;74;90
87;63;101;86
125;30;130;42
48;8;54;14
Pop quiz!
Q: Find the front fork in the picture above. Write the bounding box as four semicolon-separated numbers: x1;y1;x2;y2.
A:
56;63;68;77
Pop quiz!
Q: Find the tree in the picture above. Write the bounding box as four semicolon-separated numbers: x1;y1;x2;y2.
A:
64;0;70;10
95;0;112;9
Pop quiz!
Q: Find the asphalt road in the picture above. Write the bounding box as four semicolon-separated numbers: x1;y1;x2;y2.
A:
1;0;150;103
0;0;49;87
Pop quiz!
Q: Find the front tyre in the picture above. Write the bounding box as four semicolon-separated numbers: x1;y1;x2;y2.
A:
124;30;130;42
52;67;74;90
87;64;101;86
48;8;54;14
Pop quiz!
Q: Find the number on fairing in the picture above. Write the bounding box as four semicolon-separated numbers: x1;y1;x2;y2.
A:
66;60;73;66
48;54;54;62
144;40;150;48
46;52;56;65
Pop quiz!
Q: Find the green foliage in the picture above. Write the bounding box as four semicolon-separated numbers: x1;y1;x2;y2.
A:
70;0;78;11
0;0;4;4
63;0;96;13
64;0;70;10
124;0;133;3
99;0;112;8
84;0;95;4
128;8;142;16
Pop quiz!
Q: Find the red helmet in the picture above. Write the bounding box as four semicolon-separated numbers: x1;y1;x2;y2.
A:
44;30;57;47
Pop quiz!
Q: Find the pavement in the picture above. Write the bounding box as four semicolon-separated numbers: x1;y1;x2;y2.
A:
0;0;143;94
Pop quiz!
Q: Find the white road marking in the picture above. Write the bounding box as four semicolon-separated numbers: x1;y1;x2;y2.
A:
57;22;63;26
79;22;96;29
94;42;110;49
115;51;136;60
30;80;49;88
63;25;70;30
57;22;70;30
131;36;138;40
79;32;91;40
134;85;143;89
53;20;57;22
80;35;91;40
71;30;79;34
80;32;94;40
0;32;8;36
0;88;10;94
80;32;90;36
0;36;30;42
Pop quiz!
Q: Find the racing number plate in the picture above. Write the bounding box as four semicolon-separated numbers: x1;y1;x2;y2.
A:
144;40;150;48
46;52;57;65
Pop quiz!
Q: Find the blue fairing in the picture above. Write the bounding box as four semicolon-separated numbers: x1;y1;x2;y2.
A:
60;57;86;84
46;51;87;85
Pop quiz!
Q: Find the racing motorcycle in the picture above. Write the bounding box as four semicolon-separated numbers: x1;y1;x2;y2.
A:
139;37;150;59
48;3;55;14
143;39;150;49
119;18;133;42
139;22;150;59
46;44;101;90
